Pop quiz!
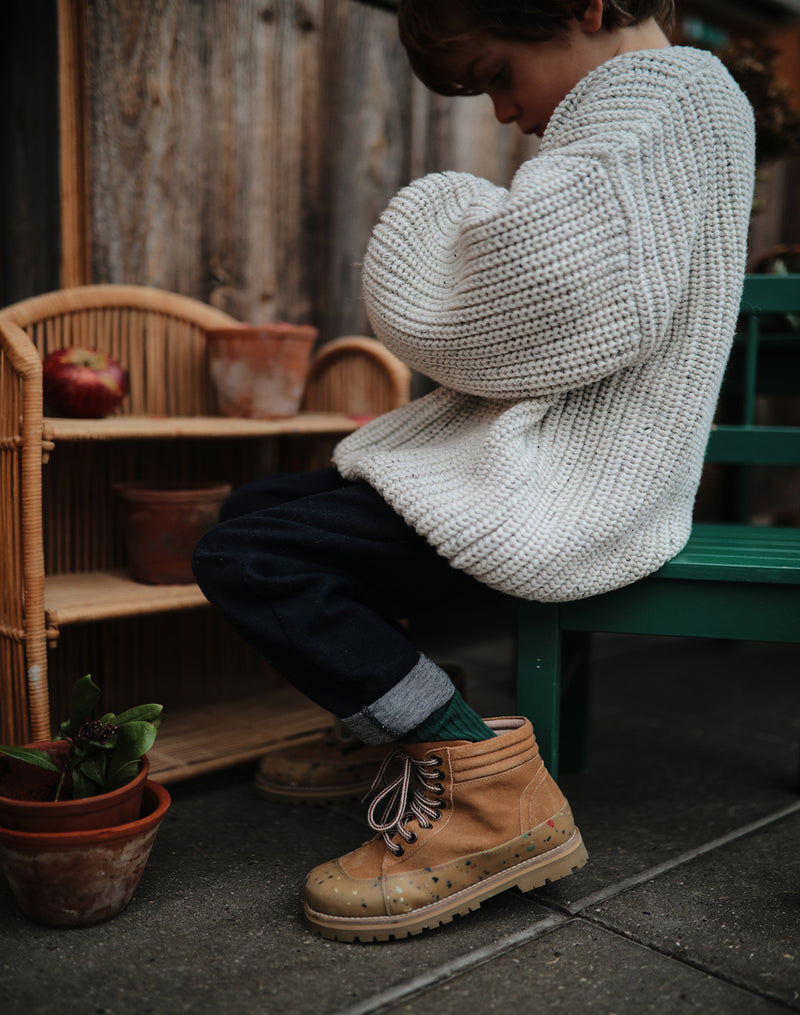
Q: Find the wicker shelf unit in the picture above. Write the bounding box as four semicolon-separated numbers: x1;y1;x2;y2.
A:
0;285;410;782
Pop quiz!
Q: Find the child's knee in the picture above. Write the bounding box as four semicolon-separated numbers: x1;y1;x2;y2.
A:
217;485;251;523
191;520;236;595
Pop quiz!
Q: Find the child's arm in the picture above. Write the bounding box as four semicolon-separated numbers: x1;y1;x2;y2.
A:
362;154;667;401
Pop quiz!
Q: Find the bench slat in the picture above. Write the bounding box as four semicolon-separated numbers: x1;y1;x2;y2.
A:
656;523;800;583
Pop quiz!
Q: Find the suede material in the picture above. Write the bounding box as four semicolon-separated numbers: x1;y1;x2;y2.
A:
307;802;575;918
304;717;576;920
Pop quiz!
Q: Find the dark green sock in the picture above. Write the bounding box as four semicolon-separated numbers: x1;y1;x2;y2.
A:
403;689;495;744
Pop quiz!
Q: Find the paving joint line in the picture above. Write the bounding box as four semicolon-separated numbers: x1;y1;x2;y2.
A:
332;911;570;1015
332;800;800;1015
585;914;800;1012
565;799;800;915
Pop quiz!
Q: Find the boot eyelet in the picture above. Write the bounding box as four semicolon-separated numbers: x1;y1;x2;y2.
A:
406;831;417;844
432;782;444;795
430;755;443;767
392;844;405;857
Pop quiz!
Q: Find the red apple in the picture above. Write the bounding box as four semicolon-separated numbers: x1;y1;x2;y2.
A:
43;347;130;418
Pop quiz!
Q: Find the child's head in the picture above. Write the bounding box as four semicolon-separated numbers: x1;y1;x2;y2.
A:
398;1;675;96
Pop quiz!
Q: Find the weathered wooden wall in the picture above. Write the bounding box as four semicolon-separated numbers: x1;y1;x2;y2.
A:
4;0;798;325
81;0;538;344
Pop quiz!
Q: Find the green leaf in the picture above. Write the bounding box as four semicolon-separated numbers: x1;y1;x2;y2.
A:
0;746;61;772
113;703;163;726
71;766;98;799
106;760;140;791
77;752;108;786
62;675;102;738
106;721;157;786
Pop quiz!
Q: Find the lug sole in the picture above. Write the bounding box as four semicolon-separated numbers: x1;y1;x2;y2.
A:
304;827;588;943
254;776;370;805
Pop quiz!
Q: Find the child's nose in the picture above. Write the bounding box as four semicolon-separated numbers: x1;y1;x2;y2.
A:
491;94;519;126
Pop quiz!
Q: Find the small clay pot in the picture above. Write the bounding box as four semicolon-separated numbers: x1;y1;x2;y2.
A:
115;480;231;584
0;780;171;927
0;741;149;833
205;324;317;418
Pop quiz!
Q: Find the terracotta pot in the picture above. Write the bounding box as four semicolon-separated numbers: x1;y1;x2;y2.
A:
0;780;171;927
0;740;149;833
205;324;317;418
115;480;231;584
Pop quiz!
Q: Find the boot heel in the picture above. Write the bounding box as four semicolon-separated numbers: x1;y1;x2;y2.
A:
515;829;588;893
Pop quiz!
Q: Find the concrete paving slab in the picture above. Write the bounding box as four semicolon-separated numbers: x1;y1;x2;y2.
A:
377;919;791;1015
0;630;796;1015
0;772;562;1015
532;636;799;903
588;810;800;1010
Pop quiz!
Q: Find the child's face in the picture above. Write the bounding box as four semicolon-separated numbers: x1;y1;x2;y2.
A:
433;2;671;138
440;21;618;138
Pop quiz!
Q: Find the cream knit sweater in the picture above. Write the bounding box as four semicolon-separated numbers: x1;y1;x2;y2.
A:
334;47;755;602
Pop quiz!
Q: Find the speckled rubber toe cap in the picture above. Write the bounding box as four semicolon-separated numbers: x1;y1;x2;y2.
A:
304;817;586;942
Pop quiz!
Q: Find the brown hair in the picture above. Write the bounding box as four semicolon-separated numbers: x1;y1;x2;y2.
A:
398;1;676;95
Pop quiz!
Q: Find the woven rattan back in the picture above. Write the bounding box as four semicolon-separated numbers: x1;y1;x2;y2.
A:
2;285;238;417
301;335;411;416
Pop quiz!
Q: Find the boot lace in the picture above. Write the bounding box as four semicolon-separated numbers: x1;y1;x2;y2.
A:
364;749;446;856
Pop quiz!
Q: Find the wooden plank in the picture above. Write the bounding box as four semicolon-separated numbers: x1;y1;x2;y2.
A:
57;0;91;287
81;0;544;342
559;578;800;642
43;411;360;441
147;686;331;784
45;571;209;626
656;523;800;582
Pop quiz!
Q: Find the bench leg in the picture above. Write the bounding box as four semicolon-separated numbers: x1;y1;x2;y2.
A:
516;602;561;777
559;631;591;774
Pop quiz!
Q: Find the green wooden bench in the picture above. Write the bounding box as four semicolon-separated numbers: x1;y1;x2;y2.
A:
516;274;800;776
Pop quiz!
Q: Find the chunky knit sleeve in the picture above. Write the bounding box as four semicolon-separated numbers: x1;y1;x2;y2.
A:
362;157;649;398
361;59;717;400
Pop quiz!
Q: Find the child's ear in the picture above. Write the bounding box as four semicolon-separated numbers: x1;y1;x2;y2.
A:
577;0;604;33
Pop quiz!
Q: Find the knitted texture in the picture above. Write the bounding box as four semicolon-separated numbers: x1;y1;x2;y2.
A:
334;48;755;602
402;690;495;744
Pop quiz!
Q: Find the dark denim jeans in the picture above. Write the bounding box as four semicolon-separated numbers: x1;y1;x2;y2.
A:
192;467;487;717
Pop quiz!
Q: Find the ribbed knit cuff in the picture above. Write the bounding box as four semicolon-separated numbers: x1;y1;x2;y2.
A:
402;688;494;743
340;654;455;745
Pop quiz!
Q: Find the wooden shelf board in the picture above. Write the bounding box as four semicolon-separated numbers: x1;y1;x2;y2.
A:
146;686;332;784
43;411;361;441
45;570;209;626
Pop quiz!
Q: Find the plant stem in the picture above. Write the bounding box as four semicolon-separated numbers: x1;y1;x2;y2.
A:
54;769;67;802
53;742;75;802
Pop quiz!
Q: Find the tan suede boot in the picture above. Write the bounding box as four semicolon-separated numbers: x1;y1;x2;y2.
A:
304;717;587;942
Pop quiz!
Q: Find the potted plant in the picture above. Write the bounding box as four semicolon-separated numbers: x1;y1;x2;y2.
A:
0;675;171;927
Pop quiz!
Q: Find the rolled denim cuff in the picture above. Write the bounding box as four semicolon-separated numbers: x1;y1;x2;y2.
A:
341;654;455;744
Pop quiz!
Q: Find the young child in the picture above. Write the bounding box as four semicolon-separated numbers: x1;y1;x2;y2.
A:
193;0;755;942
